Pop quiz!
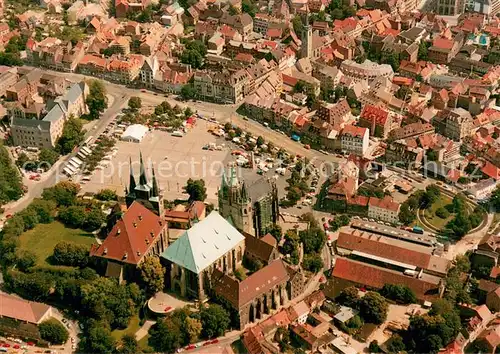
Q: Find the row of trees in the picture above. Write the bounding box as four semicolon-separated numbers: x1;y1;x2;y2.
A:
446;194;485;239
148;305;230;353
0;143;23;207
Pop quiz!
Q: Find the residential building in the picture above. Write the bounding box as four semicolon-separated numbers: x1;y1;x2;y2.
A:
89;201;168;283
140;56;159;88
467;179;498;200
218;165;279;237
340;125;369;156
436;0;465;15
434;108;473;142
193;69;250;104
359;105;391;139
368;195;400;224
340;60;394;84
162;211;246;300
389;122;435;141
0;68;18;97
11;82;88;149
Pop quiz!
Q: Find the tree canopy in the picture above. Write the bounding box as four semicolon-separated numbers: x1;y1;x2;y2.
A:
56;117;85;155
184;178;207;202
86;80;108;119
359;292;388;324
138;256;165;295
39;318;69;345
0;143;23;206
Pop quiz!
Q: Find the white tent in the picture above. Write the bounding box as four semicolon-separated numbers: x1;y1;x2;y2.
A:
63;167;74;176
121;124;148;143
68;160;79;169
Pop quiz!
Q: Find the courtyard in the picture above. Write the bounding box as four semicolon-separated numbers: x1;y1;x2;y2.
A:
18;221;95;269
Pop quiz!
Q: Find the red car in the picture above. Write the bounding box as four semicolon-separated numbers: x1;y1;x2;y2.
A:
210;339;219;344
3;343;10;348
27;342;35;346
203;341;211;346
185;344;196;350
13;344;20;349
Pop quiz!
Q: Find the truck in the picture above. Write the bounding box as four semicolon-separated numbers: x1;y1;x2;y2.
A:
412;226;424;234
291;134;301;142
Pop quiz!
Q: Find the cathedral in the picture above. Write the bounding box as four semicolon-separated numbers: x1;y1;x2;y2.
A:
218;165;279;237
125;153;164;216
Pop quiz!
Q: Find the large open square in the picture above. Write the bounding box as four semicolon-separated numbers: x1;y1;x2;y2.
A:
80;122;230;204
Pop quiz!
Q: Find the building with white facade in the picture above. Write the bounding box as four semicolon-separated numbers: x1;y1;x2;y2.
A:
467;178;498;201
340;125;369;156
11;82;88;149
368;196;400;224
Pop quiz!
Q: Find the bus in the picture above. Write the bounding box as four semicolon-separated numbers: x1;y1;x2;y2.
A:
83;136;93;146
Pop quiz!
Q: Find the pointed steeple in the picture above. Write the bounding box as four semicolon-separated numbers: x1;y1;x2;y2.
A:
139;152;148;186
241;181;248;201
151;166;159;197
129;157;136;192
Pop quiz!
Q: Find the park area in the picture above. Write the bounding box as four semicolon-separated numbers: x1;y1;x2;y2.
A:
423;194;455;230
18;221;95;268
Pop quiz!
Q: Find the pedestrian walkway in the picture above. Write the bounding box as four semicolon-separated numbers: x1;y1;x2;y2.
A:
135;320;156;341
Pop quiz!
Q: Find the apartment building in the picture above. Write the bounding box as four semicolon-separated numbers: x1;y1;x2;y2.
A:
194;69;251;104
340;125;369;156
436;0;465;15
434;108;473;142
368;195;400;224
0;68;19;97
359;105;392;139
11;82;88;149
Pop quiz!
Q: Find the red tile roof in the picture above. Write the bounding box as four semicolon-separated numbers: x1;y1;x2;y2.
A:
368;195;399;212
482;161;500;180
341;125;368;139
0;293;51;324
332;257;441;301
337;232;430;268
90;202;166;265
360;105;389;126
433;37;454;50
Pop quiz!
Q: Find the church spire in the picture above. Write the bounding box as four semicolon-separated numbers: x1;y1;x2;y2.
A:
139;152;148;186
241;181;248;202
129;156;136;192
151;166;159;197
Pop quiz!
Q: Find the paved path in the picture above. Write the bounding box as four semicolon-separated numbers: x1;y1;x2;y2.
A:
135;320;155;341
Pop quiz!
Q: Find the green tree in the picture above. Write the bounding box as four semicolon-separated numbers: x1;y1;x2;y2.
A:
15;250;37;271
42;181;79;206
52;241;90;267
359;292;388;324
38;148;60;168
299;226;326;254
184;178;207;202
96;189;118;201
138;256;165;294
56;117;85;155
84;208;105;231
59;205;86;228
200;304;230;338
337;286;359;308
120;334;139;354
128;96;142;110
302;253;324;273
265;224;283;242
180;84;197;99
29;199;57;223
39;318;69;345
185;317;202;343
149;318;183;352
242;0;257;17
86;80;108;119
292;16;304;37
369;340;381;353
388;334;406;353
380;284;417;304
418;41;430;61
80;322;116;354
0;144;23;206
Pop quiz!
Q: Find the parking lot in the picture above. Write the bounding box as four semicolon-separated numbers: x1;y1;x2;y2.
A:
80;122;229;204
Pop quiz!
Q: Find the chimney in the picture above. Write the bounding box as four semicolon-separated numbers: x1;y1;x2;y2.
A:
117;228;121;235
123;252;128;259
103;247;108;255
137;251;141;256
133;222;137;227
139;214;143;221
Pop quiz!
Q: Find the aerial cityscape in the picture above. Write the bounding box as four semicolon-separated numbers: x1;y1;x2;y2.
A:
2;0;500;352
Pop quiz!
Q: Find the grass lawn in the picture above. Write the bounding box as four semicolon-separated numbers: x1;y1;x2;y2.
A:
424;195;454;230
137;335;152;352
111;315;141;341
18;221;95;268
